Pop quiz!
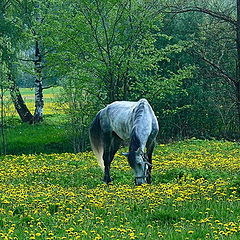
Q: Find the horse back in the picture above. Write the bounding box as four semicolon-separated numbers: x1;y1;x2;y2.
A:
99;99;158;141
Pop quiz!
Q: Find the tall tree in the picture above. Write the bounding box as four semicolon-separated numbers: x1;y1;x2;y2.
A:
44;0;191;103
40;0;193;148
1;0;53;123
0;0;34;123
162;0;240;128
14;0;48;123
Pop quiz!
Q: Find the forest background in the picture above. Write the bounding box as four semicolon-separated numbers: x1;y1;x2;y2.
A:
1;0;240;155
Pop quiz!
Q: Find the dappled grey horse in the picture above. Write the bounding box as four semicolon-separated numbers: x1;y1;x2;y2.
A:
89;99;159;185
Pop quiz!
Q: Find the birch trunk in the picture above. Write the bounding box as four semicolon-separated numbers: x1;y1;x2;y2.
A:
33;39;44;123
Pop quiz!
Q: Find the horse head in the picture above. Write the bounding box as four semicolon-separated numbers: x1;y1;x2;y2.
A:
122;148;151;186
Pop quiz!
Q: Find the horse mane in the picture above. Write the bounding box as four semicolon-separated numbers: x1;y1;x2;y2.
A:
134;98;149;123
129;99;149;152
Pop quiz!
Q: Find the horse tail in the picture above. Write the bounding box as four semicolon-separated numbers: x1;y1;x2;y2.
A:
89;111;104;170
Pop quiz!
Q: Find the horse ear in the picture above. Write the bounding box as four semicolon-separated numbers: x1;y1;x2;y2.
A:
122;152;129;157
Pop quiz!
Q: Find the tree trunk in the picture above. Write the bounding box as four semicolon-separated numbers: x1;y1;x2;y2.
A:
33;39;44;123
0;84;7;154
235;81;240;125
9;75;33;123
236;0;240;125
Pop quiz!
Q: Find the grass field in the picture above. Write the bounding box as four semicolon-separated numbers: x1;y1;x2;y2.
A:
5;116;72;155
0;139;240;239
3;87;61;116
2;87;73;154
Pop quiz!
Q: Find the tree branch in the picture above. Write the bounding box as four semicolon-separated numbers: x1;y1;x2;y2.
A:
196;51;237;84
3;0;11;9
109;1;128;46
18;58;35;62
163;6;236;26
42;85;57;90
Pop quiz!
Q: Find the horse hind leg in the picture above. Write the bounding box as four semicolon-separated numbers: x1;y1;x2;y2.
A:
102;132;114;184
103;133;122;184
110;133;122;158
102;132;112;184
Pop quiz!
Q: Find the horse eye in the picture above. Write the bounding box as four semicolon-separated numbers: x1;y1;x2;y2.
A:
136;159;142;165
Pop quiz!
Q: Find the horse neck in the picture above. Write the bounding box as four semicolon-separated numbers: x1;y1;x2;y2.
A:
129;100;151;152
129;128;141;152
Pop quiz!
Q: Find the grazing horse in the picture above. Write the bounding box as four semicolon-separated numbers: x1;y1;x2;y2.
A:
89;98;159;185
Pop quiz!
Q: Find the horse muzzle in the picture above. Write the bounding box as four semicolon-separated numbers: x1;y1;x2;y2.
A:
135;177;147;186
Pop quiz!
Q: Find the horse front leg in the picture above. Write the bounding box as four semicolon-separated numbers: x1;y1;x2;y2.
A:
146;142;155;184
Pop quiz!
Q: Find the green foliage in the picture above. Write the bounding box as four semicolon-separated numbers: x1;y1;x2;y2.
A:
40;0;196;147
153;4;239;141
43;0;192;102
58;78;100;152
2;0;240;145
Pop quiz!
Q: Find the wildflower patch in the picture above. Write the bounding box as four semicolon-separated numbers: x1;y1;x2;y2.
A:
0;139;240;239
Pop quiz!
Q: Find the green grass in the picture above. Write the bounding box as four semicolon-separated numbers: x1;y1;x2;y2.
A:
19;87;62;103
3;87;62;116
2;88;240;239
1;87;72;154
2;115;73;155
0;140;240;239
4;87;61;96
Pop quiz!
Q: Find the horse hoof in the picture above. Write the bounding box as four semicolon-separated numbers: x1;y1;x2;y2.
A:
103;177;112;184
146;178;151;184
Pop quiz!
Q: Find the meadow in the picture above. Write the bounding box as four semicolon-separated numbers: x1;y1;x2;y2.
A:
0;139;240;240
2;87;73;155
4;87;62;116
